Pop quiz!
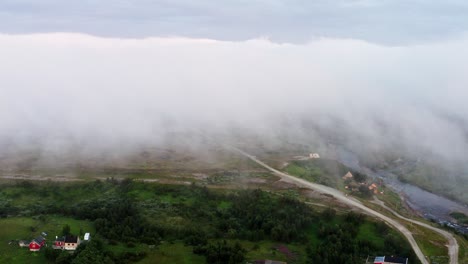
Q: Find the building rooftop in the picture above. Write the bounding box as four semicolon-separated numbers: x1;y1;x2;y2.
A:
33;236;45;244
64;236;78;243
374;256;408;264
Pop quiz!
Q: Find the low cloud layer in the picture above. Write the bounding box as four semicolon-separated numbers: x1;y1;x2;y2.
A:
1;33;468;165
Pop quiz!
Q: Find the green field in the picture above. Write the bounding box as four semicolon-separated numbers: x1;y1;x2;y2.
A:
284;159;348;189
139;242;205;264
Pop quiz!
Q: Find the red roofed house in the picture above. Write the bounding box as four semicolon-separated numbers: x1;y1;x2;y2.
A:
53;236;65;249
29;236;46;251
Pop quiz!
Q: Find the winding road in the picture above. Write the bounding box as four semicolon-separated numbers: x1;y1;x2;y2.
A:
228;146;459;264
372;197;459;264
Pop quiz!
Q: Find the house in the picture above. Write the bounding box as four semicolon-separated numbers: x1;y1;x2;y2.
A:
52;233;87;250
64;235;80;250
369;183;379;194
342;171;353;180
309;153;320;159
53;236;65;249
29;236;46;251
374;256;408;264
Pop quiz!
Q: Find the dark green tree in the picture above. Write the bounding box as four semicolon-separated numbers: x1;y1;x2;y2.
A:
62;224;71;236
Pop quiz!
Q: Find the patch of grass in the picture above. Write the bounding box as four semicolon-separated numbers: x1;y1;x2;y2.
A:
410;225;448;263
217;201;232;210
138;241;205;264
44;215;95;237
128;189;155;200
285;164;308;178
240;240;306;263
455;235;467;264
284;159;348;188
414;235;447;256
0;217;35;241
356;222;385;249
414;235;448;264
378;186;412;216
107;242;148;254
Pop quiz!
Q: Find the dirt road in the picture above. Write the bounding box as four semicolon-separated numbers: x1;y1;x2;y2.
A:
228;146;431;264
372;197;459;264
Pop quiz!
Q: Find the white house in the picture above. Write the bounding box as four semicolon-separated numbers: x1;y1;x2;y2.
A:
64;236;80;251
309;153;320;159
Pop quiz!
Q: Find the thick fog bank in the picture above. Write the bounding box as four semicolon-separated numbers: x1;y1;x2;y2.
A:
1;33;468;169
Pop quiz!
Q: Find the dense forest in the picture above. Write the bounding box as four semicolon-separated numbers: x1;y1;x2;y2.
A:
0;179;417;263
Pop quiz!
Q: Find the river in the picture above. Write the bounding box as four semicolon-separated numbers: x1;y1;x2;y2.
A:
334;145;468;232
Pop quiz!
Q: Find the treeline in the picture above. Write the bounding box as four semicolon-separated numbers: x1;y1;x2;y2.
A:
27;180;313;245
0;179;417;263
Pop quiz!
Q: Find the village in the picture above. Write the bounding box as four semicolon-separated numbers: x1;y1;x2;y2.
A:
16;229;91;252
342;171;384;196
295;152;385;197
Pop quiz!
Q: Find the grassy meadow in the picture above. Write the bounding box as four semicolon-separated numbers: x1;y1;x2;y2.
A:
0;179;418;264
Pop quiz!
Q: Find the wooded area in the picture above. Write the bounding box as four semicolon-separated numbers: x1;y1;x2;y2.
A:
0;179;417;263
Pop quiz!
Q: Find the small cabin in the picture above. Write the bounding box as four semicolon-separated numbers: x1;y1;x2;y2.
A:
342;172;353;180
18;240;29;247
309;153;320;159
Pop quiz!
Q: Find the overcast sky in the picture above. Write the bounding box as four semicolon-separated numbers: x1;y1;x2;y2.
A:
1;0;468;44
